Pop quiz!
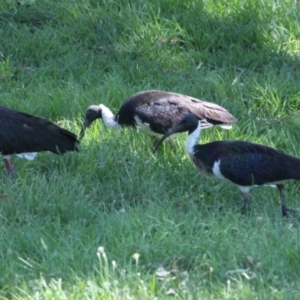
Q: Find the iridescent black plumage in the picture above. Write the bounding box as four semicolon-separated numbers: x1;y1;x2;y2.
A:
153;113;300;216
79;90;237;145
0;106;79;176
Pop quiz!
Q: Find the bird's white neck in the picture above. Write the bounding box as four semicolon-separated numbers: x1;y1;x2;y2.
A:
99;104;121;129
185;121;201;157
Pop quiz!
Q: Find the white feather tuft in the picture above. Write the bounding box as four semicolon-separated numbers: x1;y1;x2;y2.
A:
219;124;233;130
16;152;38;161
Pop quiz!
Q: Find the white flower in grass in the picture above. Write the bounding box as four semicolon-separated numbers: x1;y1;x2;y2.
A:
97;246;107;261
132;253;140;264
112;260;117;270
97;246;105;254
155;267;170;279
102;251;107;260
166;288;177;296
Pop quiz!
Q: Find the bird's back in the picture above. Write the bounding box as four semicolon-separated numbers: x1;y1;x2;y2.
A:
196;140;300;186
0;106;78;155
116;90;237;134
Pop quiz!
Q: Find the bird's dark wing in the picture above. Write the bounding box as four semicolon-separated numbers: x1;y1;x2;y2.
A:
134;98;189;134
217;141;300;186
133;92;237;134
0;106;78;155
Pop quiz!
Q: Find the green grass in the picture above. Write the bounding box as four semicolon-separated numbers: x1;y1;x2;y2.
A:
1;0;300;298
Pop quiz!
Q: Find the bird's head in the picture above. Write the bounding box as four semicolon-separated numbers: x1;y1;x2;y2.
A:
152;113;199;153
78;105;103;141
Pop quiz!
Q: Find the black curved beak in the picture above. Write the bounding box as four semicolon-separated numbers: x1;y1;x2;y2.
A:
152;130;173;153
152;122;187;153
77;119;90;142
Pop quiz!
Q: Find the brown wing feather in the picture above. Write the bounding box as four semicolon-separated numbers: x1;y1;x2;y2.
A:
132;91;237;134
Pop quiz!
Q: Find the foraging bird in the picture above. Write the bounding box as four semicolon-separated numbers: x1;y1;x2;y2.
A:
0;106;79;177
153;113;300;216
79;90;237;146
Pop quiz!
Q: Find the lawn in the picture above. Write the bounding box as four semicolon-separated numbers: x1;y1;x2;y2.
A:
1;0;300;298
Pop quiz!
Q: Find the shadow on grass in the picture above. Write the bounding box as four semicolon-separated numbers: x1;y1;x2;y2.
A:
1;1;299;69
0;2;299;118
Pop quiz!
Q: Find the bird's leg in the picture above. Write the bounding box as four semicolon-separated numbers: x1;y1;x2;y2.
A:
3;156;16;178
241;192;250;214
168;139;176;152
150;136;160;151
277;184;295;217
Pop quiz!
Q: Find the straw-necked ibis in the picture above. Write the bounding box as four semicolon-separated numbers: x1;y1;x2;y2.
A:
0;106;79;177
153;113;300;216
79;90;237;147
